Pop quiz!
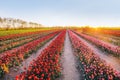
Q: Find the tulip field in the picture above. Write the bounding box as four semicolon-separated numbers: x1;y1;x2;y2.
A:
0;28;120;80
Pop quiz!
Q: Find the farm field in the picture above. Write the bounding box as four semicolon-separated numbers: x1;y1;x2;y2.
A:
0;28;120;80
1;0;120;80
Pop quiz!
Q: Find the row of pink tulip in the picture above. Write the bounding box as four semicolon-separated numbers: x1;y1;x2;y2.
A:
74;31;120;56
69;30;120;80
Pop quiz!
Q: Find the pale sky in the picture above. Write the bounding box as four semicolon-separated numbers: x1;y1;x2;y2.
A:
0;0;120;27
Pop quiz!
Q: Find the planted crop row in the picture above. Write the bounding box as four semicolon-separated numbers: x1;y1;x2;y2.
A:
0;31;60;78
0;31;53;53
0;31;50;45
69;30;120;80
0;30;53;41
83;32;120;46
15;30;66;80
74;31;120;57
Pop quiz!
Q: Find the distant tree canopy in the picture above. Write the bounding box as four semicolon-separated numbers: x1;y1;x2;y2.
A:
0;17;42;29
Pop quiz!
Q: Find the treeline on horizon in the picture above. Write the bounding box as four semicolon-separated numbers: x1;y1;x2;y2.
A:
0;17;120;30
0;17;42;29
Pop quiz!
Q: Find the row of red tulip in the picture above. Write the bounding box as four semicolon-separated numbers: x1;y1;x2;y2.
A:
0;31;52;53
74;31;120;56
69;30;120;80
15;30;66;80
0;31;49;46
0;31;60;77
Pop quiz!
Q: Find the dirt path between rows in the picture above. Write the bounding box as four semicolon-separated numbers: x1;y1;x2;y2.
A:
75;33;120;73
60;31;80;80
2;33;60;80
